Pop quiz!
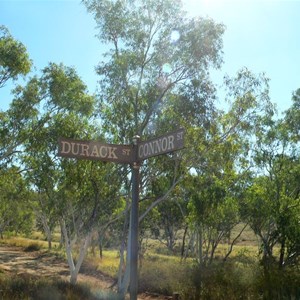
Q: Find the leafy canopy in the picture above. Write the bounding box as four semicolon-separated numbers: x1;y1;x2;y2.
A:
0;26;32;88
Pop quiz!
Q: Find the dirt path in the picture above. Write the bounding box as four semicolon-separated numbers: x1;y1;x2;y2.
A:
0;246;69;278
0;245;170;299
0;245;118;289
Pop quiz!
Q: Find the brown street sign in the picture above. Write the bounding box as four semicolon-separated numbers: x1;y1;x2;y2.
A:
58;128;185;300
58;138;133;164
137;128;185;161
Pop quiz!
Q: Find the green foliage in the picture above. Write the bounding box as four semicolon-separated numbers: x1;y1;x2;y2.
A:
84;0;225;139
0;26;32;88
179;262;258;300
241;117;300;266
41;63;95;116
138;250;300;300
18;62;100;254
256;264;300;300
285;88;300;141
1;3;300;298
0;167;34;236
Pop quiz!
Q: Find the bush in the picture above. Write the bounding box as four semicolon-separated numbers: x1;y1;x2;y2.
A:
139;256;183;295
139;256;267;299
178;262;261;300
0;274;102;300
24;242;42;252
256;264;300;300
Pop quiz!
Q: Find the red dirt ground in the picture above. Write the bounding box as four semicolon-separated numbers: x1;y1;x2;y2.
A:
0;245;173;299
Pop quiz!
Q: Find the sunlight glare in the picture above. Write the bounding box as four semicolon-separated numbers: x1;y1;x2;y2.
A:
170;30;180;43
182;0;228;15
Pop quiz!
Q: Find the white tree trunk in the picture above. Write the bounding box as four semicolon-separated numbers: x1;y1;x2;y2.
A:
60;218;92;285
40;213;52;249
72;232;92;284
117;222;131;297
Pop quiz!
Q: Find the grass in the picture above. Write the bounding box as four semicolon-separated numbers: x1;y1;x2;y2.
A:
0;235;59;250
0;274;101;300
1;229;299;299
30;231;61;243
231;223;258;246
85;250;120;278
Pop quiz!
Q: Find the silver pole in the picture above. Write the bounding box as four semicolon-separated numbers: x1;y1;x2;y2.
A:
130;135;140;300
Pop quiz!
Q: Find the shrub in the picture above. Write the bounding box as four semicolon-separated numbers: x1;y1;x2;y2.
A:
139;256;184;295
24;242;42;252
177;262;261;300
0;274;102;300
256;264;300;300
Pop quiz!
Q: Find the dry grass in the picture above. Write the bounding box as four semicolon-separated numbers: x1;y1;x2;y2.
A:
86;250;120;278
1;229;299;299
0;225;263;269
231;223;258;246
0;236;47;249
0;274;100;300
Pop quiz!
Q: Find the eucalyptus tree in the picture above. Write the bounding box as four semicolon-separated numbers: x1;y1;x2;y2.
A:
20;62;124;284
183;138;243;265
174;67;274;266
58;157;123;284
242;153;300;268
0;166;34;237
84;0;224;140
83;0;225;293
0;26;32;166
150;196;185;253
240;92;300;268
19;63;94;248
0;27;40;239
16;62;120;284
139;164;187;253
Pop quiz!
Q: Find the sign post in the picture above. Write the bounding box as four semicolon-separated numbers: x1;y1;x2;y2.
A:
58;128;185;300
130;135;140;300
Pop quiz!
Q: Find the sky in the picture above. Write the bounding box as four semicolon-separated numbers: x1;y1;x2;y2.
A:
1;0;299;116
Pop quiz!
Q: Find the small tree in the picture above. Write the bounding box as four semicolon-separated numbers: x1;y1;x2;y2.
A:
241;114;300;268
0;167;34;237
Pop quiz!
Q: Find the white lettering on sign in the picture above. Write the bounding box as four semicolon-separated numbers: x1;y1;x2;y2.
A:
138;136;174;159
138;129;184;160
59;128;184;163
58;139;132;163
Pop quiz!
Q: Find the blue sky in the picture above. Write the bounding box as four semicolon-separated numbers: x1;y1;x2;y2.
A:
1;0;299;116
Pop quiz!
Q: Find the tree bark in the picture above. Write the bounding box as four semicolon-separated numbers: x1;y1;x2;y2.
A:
223;223;248;262
60;218;92;285
118;229;131;297
181;226;188;260
279;237;285;268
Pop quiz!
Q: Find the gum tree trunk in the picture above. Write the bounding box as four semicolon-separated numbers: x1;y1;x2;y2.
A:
60;218;92;285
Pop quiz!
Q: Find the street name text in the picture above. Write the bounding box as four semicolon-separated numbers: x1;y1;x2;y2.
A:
138;128;184;160
58;138;133;163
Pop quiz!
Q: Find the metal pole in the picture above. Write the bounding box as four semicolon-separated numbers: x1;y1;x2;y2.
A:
130;135;140;300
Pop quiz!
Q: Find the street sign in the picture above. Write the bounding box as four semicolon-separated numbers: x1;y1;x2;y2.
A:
137;128;184;161
57;128;185;300
58;138;133;164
